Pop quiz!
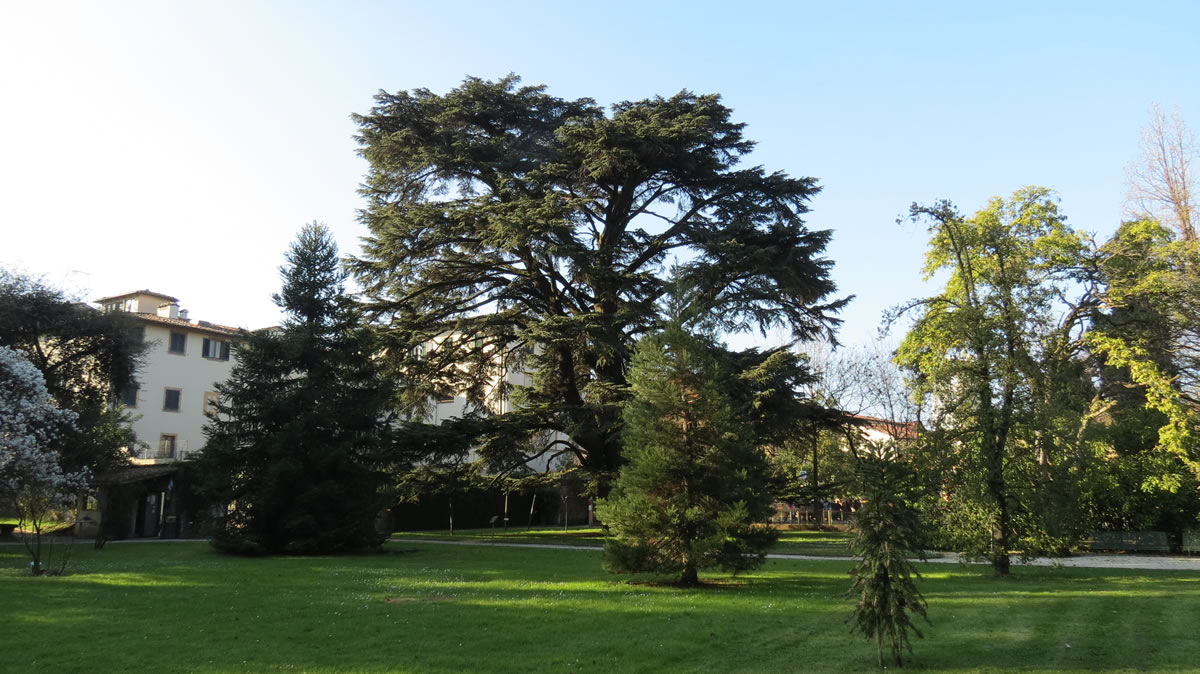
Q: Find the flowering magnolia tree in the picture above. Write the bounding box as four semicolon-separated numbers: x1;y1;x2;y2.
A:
0;345;89;575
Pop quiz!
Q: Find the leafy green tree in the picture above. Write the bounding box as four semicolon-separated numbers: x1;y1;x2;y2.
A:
350;75;847;490
1084;219;1200;536
893;187;1092;574
595;321;777;586
0;270;143;476
847;451;929;669
197;223;394;555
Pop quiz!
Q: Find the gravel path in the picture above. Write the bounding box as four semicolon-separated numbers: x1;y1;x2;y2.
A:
390;537;1200;571
5;535;1197;571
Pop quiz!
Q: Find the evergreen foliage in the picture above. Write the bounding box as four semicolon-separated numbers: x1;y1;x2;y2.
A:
350;75;847;491
847;451;929;668
596;321;777;586
197;223;394;555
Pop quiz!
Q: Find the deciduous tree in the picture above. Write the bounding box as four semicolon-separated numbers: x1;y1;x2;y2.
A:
1126;105;1196;241
0;270;143;476
893;187;1091;574
0;345;88;575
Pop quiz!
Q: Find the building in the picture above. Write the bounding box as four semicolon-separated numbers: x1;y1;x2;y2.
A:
97;290;242;462
771;413;921;526
81;290;243;538
415;334;569;474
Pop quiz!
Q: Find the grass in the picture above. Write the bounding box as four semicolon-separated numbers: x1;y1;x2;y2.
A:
395;526;859;557
2;540;1198;672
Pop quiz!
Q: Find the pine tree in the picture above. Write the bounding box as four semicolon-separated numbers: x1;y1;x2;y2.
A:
847;451;930;668
596;322;777;586
197;223;393;555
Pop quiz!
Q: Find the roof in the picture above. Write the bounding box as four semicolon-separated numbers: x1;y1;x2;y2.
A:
94;464;178;485
133;313;244;337
93;289;179;304
845;413;921;440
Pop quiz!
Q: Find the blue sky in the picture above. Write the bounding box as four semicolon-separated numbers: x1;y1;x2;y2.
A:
2;1;1197;348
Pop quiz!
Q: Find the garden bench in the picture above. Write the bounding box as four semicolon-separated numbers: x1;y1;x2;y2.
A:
1089;530;1169;553
1184;530;1200;555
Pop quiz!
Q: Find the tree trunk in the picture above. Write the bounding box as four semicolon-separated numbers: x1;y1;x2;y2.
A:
984;433;1012;576
680;563;699;587
810;431;822;529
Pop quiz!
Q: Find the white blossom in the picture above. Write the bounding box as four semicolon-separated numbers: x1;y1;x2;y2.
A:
0;346;88;508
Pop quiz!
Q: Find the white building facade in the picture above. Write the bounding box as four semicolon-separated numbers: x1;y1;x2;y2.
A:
95;290;242;464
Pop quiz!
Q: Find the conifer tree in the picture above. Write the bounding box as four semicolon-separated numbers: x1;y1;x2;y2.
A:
351;75;847;490
198;223;393;554
596;321;777;586
848;451;930;668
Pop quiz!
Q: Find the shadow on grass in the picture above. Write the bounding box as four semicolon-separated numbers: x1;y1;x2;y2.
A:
2;542;1197;672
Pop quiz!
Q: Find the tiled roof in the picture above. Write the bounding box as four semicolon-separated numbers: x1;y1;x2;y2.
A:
93;289;179;304
133;313;244;337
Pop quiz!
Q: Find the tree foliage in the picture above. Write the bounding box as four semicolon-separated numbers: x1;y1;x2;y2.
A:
895;185;1200;565
893;187;1092;574
847;451;929;669
1126;104;1196;241
0;270;143;476
0;345;89;575
768;343;921;523
1081;218;1200;530
595;321;777;586
197;224;394;555
350;75;847;488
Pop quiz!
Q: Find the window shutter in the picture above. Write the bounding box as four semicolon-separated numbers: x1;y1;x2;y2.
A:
202;338;211;358
220;341;230;361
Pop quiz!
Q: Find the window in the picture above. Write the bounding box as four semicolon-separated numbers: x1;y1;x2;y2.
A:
203;391;220;416
436;392;455;403
202;337;230;361
168;332;187;354
103;299;132;313
119;383;138;408
158;434;177;459
131;326;145;343
163;388;181;412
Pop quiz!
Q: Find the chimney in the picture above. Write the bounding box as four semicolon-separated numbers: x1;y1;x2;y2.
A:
179;309;189;321
157;302;180;319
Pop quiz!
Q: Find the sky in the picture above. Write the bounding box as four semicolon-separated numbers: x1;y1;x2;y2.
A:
2;1;1198;348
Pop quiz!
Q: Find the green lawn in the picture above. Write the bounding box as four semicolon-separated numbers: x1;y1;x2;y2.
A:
395;526;858;557
1;540;1197;672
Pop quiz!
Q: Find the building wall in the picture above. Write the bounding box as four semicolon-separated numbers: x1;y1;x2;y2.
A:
420;339;567;474
125;321;237;463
